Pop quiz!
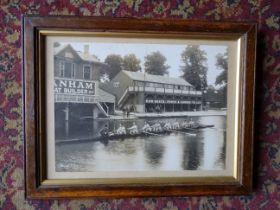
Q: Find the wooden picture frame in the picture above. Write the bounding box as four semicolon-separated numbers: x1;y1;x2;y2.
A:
23;16;257;198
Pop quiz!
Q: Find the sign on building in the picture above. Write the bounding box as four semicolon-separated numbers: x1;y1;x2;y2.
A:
54;78;96;95
54;78;97;103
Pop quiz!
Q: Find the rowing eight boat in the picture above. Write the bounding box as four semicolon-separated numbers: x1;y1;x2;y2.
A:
56;124;214;144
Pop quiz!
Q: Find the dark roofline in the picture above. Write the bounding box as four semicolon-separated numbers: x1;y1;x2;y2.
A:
54;44;105;65
121;70;193;87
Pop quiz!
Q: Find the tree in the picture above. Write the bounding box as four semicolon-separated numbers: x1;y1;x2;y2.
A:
215;49;228;86
215;49;228;107
123;54;141;72
144;51;169;75
54;42;60;48
204;85;224;108
104;54;123;79
180;45;208;90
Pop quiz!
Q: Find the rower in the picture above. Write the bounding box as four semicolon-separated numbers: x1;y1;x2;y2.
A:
151;121;162;132
163;121;172;131
127;122;138;135
116;123;126;135
181;120;189;128
142;121;152;132
100;124;109;137
172;121;180;129
189;118;195;128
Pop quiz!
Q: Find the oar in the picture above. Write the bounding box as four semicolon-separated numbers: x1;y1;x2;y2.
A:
210;127;225;131
142;131;162;136
171;130;197;136
209;127;225;131
182;127;198;131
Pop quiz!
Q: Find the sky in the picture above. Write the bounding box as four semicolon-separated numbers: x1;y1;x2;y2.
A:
61;41;227;87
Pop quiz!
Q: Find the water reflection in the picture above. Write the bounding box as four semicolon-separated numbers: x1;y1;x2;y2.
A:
55;115;226;171
182;136;203;170
144;139;165;168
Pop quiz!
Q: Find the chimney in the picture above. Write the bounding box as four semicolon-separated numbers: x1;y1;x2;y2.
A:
84;45;90;58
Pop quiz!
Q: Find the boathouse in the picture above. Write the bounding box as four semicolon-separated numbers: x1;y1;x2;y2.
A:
54;44;115;127
101;70;202;113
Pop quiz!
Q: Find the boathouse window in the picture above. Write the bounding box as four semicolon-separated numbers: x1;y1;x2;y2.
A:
65;52;74;58
151;83;155;87
71;63;75;78
145;82;152;87
59;61;75;78
135;81;144;86
64;62;74;78
83;65;91;80
155;83;164;88
113;82;120;88
165;84;173;89
59;61;64;77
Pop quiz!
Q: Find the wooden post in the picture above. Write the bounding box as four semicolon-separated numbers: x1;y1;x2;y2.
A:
64;103;69;137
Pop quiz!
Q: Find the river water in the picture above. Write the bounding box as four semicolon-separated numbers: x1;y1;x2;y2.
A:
55;115;226;171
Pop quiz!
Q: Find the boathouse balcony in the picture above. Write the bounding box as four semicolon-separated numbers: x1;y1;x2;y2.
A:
117;85;202;107
126;86;202;96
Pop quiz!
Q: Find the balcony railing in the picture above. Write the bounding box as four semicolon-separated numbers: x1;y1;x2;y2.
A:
117;86;202;106
128;86;202;95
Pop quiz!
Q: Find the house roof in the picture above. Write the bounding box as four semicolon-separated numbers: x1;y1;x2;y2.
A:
54;44;66;55
54;44;103;64
77;51;101;63
122;70;192;86
98;88;115;103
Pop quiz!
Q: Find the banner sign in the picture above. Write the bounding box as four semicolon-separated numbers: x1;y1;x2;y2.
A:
145;99;196;104
54;78;96;96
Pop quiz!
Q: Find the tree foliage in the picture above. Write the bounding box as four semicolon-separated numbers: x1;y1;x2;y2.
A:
54;42;60;48
215;49;228;107
144;51;169;75
204;85;225;108
104;54;123;79
123;54;141;72
215;49;228;86
180;45;208;90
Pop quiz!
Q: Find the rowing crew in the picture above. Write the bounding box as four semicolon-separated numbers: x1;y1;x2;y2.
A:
101;119;198;137
143;119;198;132
115;122;161;135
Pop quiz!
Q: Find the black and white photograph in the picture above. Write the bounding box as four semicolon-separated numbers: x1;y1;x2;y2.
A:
24;17;256;198
50;38;230;174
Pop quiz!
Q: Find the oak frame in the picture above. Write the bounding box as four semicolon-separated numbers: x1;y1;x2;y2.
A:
23;16;257;198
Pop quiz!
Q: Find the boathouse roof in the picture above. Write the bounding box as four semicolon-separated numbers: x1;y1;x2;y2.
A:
122;70;192;87
98;88;115;103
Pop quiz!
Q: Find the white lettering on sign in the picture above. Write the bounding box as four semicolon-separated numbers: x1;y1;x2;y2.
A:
68;80;76;88
146;99;192;104
54;78;96;96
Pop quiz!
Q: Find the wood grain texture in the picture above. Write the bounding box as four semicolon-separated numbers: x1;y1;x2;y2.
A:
23;16;257;198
